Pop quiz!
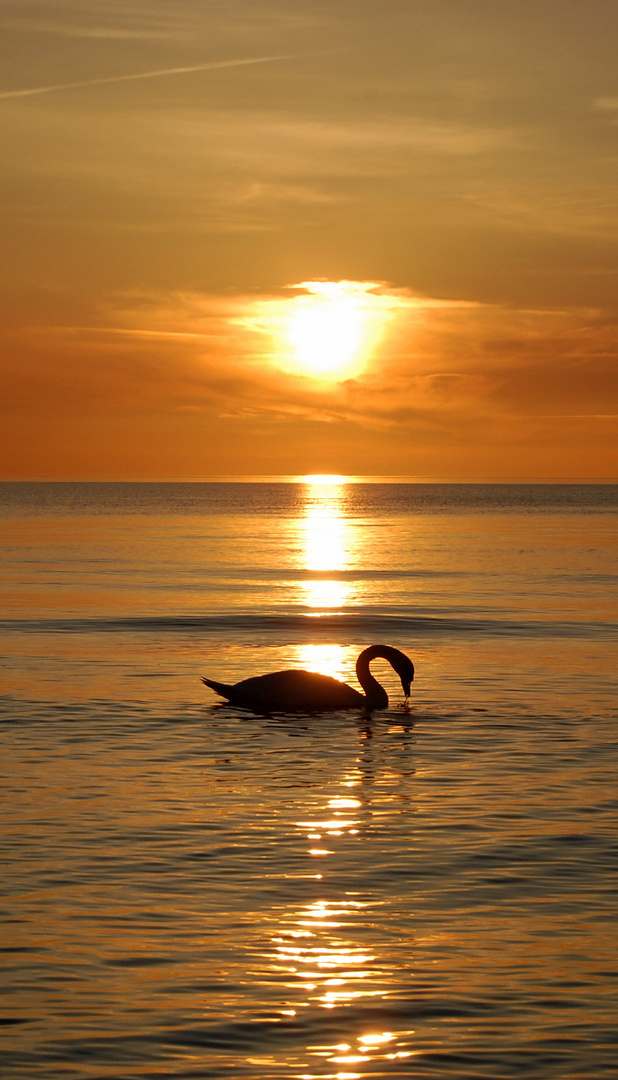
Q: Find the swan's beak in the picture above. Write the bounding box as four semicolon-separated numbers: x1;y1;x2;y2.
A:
401;664;414;700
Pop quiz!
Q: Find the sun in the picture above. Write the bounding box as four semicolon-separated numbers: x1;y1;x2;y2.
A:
234;280;397;381
282;281;389;380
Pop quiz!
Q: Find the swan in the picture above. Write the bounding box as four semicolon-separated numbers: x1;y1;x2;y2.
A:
201;644;414;713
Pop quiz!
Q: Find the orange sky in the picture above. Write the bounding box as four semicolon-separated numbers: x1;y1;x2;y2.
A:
1;0;617;479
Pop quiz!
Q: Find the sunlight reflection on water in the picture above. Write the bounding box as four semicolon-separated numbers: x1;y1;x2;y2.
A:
1;482;617;1079
251;766;422;1074
289;644;348;683
300;479;356;611
263;887;419;1072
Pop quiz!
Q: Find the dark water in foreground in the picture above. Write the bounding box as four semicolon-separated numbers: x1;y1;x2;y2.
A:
1;481;617;1078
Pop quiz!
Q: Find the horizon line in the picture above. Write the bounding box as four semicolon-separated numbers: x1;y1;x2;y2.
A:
1;475;616;485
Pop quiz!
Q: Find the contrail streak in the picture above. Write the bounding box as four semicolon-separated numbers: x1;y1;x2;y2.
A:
0;54;294;100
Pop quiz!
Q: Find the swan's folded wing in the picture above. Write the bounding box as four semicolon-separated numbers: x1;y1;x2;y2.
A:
222;669;365;712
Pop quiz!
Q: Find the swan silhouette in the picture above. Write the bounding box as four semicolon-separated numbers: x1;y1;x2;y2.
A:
201;644;414;713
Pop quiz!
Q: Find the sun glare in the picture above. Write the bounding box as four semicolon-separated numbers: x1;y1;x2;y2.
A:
302;474;347;485
284;281;386;380
272;280;388;382
236;279;397;382
287;287;362;376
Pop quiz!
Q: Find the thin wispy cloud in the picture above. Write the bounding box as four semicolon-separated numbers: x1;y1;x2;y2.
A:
0;17;174;40
0;54;295;100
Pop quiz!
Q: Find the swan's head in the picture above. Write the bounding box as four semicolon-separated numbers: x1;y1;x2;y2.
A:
396;655;415;699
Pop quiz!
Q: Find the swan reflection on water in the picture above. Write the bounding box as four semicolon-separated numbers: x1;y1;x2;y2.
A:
201;644;415;713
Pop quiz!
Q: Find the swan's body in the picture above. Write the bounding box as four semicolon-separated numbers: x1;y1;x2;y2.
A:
201;644;414;713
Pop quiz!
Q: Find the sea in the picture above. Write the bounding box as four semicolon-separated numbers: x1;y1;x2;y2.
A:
1;479;617;1079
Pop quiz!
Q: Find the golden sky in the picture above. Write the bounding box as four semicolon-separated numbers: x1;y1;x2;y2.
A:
1;0;617;479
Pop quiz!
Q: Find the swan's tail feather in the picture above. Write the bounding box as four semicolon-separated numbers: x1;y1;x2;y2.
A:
201;676;234;700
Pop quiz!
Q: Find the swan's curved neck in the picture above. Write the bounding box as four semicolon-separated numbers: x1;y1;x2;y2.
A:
356;646;391;708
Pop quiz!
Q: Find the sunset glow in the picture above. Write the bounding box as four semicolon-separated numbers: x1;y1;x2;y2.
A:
0;2;615;479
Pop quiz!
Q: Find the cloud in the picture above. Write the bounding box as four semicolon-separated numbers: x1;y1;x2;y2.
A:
0;54;296;100
2;282;616;478
594;97;618;111
10;284;612;432
0;16;174;40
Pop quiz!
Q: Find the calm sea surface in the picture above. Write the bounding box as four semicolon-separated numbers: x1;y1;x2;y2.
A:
1;481;617;1079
